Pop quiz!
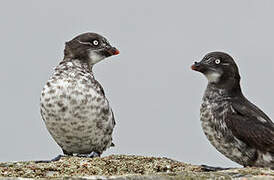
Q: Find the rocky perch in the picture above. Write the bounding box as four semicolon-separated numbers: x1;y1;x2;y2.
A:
0;155;273;179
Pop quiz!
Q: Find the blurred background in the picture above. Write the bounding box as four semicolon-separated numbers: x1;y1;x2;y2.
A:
0;0;274;168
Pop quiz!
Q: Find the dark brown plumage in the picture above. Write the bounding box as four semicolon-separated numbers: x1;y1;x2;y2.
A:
192;52;274;168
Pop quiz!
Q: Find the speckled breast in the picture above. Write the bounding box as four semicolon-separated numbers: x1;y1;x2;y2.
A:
40;61;114;154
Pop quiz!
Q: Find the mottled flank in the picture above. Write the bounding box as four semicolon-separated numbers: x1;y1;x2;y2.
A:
40;32;119;156
41;59;115;155
0;155;273;179
201;87;257;166
201;85;274;168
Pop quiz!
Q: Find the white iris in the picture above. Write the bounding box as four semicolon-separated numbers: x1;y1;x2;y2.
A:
215;59;221;64
93;40;99;46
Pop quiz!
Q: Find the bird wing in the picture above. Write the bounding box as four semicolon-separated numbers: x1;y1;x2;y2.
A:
108;106;116;147
94;79;105;96
93;79;116;128
225;97;274;153
111;109;116;126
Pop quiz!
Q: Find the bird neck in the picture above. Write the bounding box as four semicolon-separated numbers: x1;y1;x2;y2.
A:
207;80;243;99
61;58;95;76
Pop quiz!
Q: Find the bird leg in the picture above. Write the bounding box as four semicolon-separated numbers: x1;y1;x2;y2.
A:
76;151;101;158
35;150;72;163
34;154;65;163
201;164;231;171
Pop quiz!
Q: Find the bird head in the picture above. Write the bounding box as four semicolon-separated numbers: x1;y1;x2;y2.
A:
191;52;241;89
64;32;119;65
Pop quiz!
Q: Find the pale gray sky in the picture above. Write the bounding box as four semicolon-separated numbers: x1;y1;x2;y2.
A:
0;0;274;168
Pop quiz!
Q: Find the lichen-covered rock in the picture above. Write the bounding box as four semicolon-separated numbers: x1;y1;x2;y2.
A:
0;155;273;179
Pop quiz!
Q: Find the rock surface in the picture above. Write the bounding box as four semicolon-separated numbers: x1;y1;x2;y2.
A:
0;155;273;179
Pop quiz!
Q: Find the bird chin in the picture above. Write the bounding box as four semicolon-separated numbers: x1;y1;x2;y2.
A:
205;71;221;83
89;51;105;64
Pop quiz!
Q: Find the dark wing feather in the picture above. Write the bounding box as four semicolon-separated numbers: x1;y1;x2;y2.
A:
110;109;116;147
94;79;115;126
225;97;274;153
111;109;116;126
94;79;105;96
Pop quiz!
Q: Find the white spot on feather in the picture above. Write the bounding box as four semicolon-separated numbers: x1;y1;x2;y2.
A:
262;152;272;162
230;106;236;113
257;116;267;123
67;62;73;67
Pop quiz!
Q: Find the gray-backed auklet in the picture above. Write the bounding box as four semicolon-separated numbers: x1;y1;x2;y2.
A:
192;52;274;169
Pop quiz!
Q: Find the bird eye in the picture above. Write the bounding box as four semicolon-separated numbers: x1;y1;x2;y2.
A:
215;59;221;64
93;40;99;46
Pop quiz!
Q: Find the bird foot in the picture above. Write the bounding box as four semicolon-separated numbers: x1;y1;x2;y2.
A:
35;154;64;163
201;164;230;171
76;152;101;158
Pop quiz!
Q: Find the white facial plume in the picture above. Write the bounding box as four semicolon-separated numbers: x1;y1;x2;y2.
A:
89;51;105;65
205;71;221;83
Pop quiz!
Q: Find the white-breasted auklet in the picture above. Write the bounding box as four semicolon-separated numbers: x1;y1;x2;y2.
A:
40;32;119;160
